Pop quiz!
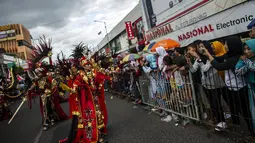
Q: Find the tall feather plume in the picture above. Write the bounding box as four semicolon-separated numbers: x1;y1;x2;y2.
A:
27;35;53;76
56;51;71;76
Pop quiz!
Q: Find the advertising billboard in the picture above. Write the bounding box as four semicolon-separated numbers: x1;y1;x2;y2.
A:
147;1;254;46
142;0;210;29
141;0;248;41
0;29;16;41
0;25;13;31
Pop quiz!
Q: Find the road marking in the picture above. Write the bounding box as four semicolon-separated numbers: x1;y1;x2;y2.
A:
33;128;43;143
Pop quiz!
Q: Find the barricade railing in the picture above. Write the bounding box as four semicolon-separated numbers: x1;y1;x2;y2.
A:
138;69;255;140
139;71;200;121
108;69;255;140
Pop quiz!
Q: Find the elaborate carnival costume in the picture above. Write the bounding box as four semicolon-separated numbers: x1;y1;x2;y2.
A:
0;64;27;121
9;36;68;130
0;78;12;121
59;56;108;143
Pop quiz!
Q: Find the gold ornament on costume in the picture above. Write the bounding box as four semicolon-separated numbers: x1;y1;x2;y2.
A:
83;75;88;83
39;80;46;89
66;76;70;80
81;59;87;66
78;70;85;76
59;92;64;96
88;122;92;127
48;51;53;57
91;58;95;64
44;89;51;95
71;66;78;75
87;71;93;79
52;79;57;87
78;124;84;129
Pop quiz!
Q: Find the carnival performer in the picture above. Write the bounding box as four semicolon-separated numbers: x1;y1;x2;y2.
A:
20;36;68;130
59;56;108;143
0;78;13;121
91;59;110;134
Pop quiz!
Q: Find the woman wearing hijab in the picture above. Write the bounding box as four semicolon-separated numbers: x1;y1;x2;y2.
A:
187;40;226;131
235;39;255;134
155;46;172;122
211;41;226;57
211;41;226;81
156;46;168;71
203;36;255;136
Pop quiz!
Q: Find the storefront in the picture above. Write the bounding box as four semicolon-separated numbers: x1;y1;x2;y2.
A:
140;0;253;46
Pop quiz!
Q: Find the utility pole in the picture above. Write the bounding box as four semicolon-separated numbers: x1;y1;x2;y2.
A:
94;20;111;56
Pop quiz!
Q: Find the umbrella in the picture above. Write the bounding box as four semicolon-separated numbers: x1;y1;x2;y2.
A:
143;42;156;51
150;39;180;52
122;54;140;62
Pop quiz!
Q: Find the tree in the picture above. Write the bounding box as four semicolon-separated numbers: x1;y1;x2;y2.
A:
70;42;90;59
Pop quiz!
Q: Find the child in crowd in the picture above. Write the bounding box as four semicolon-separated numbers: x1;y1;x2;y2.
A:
235;39;255;134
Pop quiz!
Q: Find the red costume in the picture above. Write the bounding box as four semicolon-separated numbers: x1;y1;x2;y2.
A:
59;57;108;143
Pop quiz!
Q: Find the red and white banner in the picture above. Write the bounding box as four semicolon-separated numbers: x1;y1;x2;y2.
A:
148;1;255;47
125;21;135;40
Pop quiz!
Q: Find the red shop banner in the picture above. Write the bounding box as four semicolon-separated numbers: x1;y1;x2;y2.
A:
125;21;135;40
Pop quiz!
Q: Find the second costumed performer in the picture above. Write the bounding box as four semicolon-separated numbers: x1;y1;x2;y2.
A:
59;56;108;143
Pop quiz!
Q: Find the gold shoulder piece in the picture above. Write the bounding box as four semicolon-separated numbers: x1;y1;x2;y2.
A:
59;82;71;92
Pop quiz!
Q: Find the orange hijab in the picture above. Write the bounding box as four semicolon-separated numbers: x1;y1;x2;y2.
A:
211;41;226;56
211;41;226;80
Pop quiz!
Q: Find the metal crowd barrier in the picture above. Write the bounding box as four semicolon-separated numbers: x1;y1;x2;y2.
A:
138;69;255;140
109;69;255;140
139;71;200;121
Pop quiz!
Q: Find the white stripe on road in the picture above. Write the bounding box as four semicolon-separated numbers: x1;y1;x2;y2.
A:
33;128;43;143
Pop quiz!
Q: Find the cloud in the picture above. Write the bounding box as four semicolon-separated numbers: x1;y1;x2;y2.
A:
0;0;139;61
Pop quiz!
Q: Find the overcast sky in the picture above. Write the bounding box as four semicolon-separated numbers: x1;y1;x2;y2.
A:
0;0;138;60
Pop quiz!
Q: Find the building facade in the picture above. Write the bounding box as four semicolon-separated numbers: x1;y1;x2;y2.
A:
93;4;144;56
0;24;33;60
140;0;253;46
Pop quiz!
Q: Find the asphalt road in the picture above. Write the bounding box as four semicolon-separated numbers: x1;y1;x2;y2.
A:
0;94;235;143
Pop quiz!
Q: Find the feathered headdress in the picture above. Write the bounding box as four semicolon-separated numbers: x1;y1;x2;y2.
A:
26;35;53;80
57;51;71;76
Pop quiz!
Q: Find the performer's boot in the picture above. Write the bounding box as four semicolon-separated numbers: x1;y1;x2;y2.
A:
98;138;108;143
51;119;55;126
43;121;49;131
43;125;48;131
98;130;108;143
59;138;68;143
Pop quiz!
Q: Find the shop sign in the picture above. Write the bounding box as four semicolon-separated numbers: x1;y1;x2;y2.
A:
149;2;255;47
141;0;247;32
146;23;173;41
0;25;14;31
125;21;135;40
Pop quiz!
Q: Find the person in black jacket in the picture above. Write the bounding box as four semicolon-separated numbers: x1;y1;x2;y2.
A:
203;36;255;135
